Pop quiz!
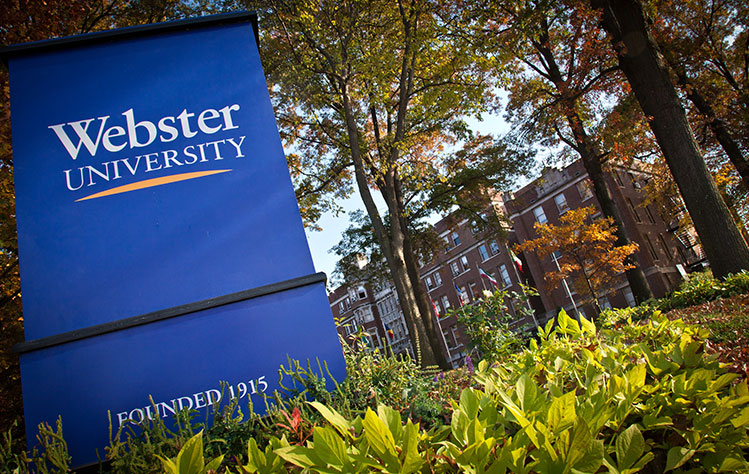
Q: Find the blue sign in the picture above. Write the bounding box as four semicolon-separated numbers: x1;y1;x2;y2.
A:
4;13;345;467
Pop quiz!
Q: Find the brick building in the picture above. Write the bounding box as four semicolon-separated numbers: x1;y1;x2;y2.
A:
329;282;414;358
504;160;703;321
329;159;704;366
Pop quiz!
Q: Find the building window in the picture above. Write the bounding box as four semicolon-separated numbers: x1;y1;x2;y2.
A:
469;282;479;300
450;261;460;276
361;307;374;322
357;286;367;299
425;277;434;290
623;287;636;307
433;271;442;286
658;234;673;261
577;180;594;200
645;205;657;224
460;255;469;271
489;240;500;255
614;171;624;187
645;234;658;260
441;295;451;311
339;302;345;313
451;231;461;247
628;172;641;188
598;296;612;310
443;328;458;349
499;264;512;288
627;198;641;222
444;236;452;252
478;244;489;261
554;193;570;213
459;286;470;305
533;206;547;224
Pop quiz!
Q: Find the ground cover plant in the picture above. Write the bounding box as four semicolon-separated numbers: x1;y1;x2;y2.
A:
3;301;748;473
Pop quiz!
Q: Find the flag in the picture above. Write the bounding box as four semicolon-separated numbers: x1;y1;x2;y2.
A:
430;297;440;317
454;282;468;306
478;267;498;287
384;322;394;340
509;248;523;273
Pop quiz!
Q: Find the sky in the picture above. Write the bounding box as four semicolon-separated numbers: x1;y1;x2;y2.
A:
303;113;513;282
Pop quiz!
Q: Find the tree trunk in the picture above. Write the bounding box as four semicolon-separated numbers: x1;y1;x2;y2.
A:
340;86;441;368
394;176;451;369
594;0;749;278
664;53;749;189
532;36;654;302
576;140;654;302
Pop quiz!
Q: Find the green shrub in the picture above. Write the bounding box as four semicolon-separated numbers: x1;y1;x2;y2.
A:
10;308;749;473
453;287;534;362
234;310;749;473
656;270;749;311
598;303;659;328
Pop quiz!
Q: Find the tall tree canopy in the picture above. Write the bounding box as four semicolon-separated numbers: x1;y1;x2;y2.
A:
472;0;654;302
592;0;749;278
259;0;528;368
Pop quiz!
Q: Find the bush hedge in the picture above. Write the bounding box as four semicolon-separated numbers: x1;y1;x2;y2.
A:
5;308;748;473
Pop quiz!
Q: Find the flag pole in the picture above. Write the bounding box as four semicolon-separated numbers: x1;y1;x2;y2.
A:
551;251;580;322
477;263;489;293
427;285;451;367
507;244;539;328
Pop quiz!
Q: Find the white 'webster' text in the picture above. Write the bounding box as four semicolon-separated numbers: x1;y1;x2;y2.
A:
49;104;241;160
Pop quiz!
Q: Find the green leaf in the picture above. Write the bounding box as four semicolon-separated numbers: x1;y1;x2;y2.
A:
156;454;177;474
709;373;739;393
274;446;318;470
516;374;539;412
309;401;352;438
176;431;204;474
572;439;604;474
363;408;399;467
625;364;646;389
378;404;403;444
204;454;224;473
400;420;425;474
731;406;749;428
615;425;644;470
313;426;349;468
580;314;596;336
548;391;576;433
665;446;695;471
459;388;480;418
718;454;748;472
245;438;263;472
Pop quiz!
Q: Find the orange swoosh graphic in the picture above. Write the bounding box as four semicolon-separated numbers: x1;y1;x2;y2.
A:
75;169;232;202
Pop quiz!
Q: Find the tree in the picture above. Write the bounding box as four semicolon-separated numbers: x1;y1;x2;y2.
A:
592;0;749;278
259;0;527;369
651;0;749;188
516;206;639;311
474;0;655;303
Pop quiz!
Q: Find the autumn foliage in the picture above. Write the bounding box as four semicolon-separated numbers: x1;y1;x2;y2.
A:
516;206;638;307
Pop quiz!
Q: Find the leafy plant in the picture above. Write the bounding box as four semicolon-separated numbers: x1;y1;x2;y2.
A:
453;287;532;362
157;431;223;474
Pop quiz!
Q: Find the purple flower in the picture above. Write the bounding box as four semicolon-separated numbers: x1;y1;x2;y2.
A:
465;355;474;372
